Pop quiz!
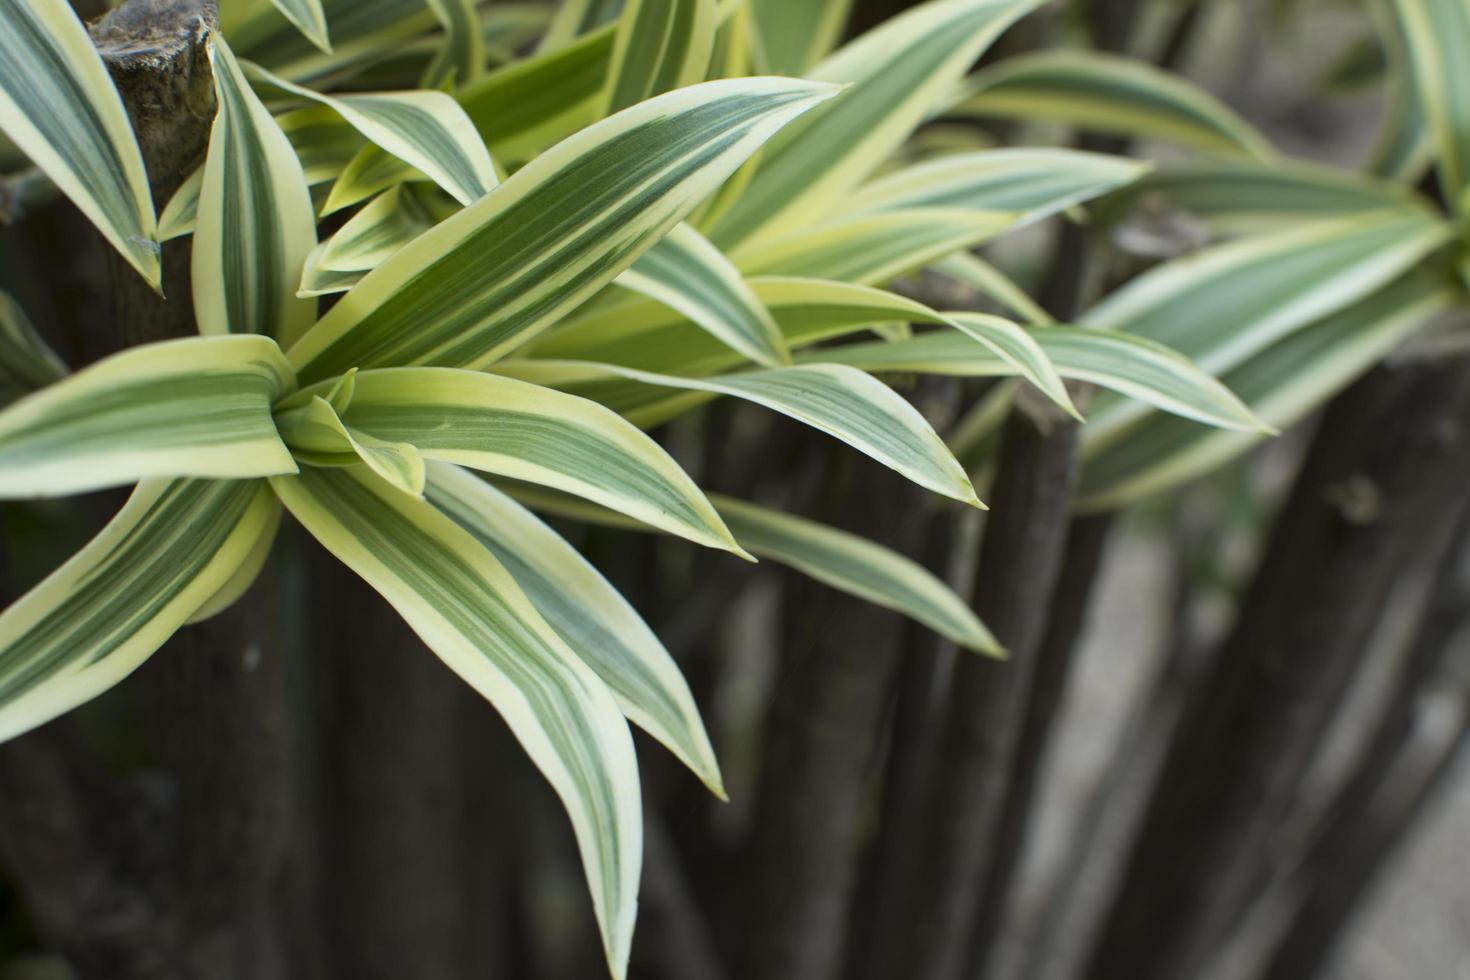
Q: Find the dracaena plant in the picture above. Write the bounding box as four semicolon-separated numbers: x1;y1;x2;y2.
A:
0;0;1371;972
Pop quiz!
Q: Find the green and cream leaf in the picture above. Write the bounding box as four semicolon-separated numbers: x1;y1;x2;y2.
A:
271;464;641;980
427;462;724;794
0;0;160;287
287;77;839;383
195;36;318;345
0;479;278;740
0;336;297;498
618;222;790;366
278;366;749;555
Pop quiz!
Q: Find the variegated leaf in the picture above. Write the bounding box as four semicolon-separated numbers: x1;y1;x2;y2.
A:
427;462;724;793
0;479;278;740
604;0;716;113
0;0;159;287
706;0;1045;247
195;36;318;346
278;366;749;555
0;336;297;498
287;77;839;384
272;464;641;979
246;62;498;207
617;222;790;367
951;51;1275;159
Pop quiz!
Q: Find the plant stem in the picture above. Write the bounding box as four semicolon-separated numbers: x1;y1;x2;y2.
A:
1254;507;1470;980
733;446;935;980
899;387;1080;980
1082;348;1470;980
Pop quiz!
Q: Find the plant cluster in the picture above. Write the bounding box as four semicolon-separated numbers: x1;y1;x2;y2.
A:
1;0;1467;973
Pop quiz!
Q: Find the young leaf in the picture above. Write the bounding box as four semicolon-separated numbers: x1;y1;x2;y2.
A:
287;77;840;384
950;51;1275;159
245;63;498;207
617;223;791;367
314;186;433;273
269;0;332;53
274;395;427;497
707;0;1044;248
0;336;297;498
0;479;278;741
279;366;749;556
0;0;159;287
426;462;724;794
603;0;717;114
195;36;318;346
271;464;641;979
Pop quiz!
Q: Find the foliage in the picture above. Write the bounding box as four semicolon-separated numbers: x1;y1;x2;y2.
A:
1;0;1465;972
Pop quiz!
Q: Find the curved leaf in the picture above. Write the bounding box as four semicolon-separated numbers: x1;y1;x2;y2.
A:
0;293;68;397
1077;269;1456;510
514;362;983;505
618;222;790;367
272;464;641;979
246;62;498;207
1392;0;1470;204
0;336;297;498
280;366;748;555
423;0;486;88
707;0;1045;247
314;185;432;273
269;0;332;53
1079;207;1452;446
0;479;277;741
950;50;1274;159
812;326;1266;433
851;147;1148;223
0;0;159;287
196;36;318;345
604;0;717;113
503;481;1000;653
287;77;839;384
733;208;1016;285
427;462;724;794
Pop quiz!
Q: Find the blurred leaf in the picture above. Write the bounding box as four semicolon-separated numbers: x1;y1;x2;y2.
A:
951;50;1274;159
